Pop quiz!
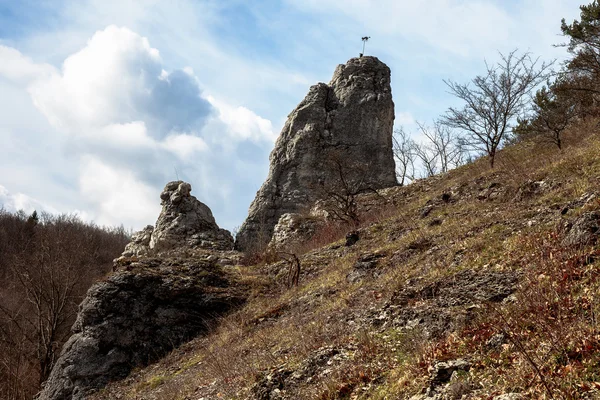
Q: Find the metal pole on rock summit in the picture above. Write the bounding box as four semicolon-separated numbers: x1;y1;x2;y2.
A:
360;36;370;57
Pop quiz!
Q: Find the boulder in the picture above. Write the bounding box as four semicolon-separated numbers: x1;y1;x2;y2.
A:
38;257;246;400
562;211;600;247
428;359;471;387
236;56;397;251
121;225;153;257
268;213;325;252
493;394;524;400
345;231;360;247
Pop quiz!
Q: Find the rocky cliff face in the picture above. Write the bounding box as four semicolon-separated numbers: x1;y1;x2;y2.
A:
38;182;244;400
38;258;246;400
122;181;234;256
236;56;397;251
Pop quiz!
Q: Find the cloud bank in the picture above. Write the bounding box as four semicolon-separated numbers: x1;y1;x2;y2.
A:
0;25;275;229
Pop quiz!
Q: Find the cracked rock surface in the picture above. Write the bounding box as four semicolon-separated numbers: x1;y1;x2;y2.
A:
38;257;246;400
236;56;397;251
122;181;234;257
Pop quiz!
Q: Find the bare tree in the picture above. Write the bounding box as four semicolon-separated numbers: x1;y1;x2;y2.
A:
416;121;465;174
407;121;467;179
0;211;128;399
413;140;439;178
318;153;382;226
392;128;416;185
1;214;90;385
441;50;552;167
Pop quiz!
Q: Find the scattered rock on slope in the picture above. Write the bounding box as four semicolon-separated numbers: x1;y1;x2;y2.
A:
562;211;600;247
372;269;519;338
38;258;247;400
122;181;234;256
236;56;397;251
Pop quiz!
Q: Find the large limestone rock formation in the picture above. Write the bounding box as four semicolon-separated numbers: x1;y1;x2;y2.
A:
38;257;247;400
38;182;243;400
122;181;233;256
236;56;396;250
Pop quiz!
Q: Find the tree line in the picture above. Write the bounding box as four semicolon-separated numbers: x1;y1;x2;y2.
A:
0;209;128;400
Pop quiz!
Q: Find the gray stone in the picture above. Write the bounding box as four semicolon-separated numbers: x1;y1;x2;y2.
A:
486;332;507;349
493;394;524;400
346;252;386;283
512;180;551;202
122;181;233;257
562;211;600;247
150;181;233;251
429;359;471;387
345;231;360;247
268;213;326;252
236;56;396;251
121;225;153;257
38;258;246;400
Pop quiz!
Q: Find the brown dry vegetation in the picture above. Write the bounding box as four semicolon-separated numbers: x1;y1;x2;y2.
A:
0;211;129;400
86;119;600;399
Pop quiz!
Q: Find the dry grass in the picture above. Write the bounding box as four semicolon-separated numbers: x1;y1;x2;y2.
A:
91;120;600;399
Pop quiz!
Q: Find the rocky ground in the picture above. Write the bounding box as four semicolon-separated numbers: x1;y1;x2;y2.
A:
78;125;600;399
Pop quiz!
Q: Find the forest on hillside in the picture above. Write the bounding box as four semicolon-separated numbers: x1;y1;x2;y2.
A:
0;210;128;399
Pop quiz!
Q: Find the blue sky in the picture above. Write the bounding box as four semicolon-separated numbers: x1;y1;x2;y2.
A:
0;0;584;231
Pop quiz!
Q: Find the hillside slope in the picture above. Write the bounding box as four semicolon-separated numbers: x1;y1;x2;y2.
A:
92;123;600;399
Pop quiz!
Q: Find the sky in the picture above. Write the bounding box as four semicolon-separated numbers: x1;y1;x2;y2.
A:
0;0;585;232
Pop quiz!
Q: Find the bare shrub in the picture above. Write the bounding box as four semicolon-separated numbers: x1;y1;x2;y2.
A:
392;127;417;185
279;253;301;288
316;152;384;227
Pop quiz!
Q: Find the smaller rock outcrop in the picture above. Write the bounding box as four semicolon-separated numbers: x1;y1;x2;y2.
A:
268;212;326;252
428;359;471;388
122;181;233;257
372;270;518;338
346;252;386;283
39;181;243;400
38;258;246;400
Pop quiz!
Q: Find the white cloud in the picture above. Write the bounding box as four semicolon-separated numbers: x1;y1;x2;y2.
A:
206;95;277;143
27;25;213;136
0;25;276;230
97;122;156;148
0;45;56;84
162;133;208;160
79;156;159;227
0;185;58;215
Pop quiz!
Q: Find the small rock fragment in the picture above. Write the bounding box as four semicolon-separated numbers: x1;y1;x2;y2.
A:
345;231;360;247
